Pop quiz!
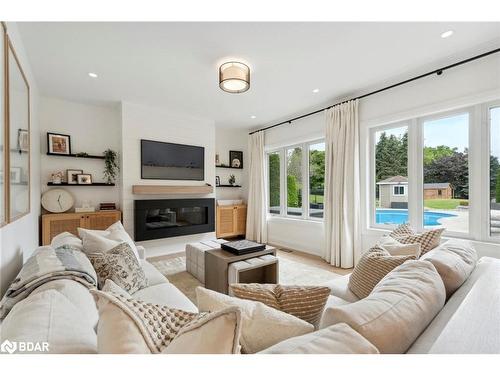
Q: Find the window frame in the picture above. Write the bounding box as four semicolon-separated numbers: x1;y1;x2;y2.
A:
393;185;406;196
266;138;325;221
485;100;500;243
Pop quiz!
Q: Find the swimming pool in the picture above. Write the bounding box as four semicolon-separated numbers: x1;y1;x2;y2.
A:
376;209;457;226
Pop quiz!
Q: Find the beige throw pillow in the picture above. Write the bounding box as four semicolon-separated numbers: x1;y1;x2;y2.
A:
377;235;421;257
87;242;148;293
392;227;445;255
92;282;242;354
322;260;446;353
420;239;477;298
348;246;415;299
260;323;379;354
389;223;415;238
229;283;331;327
196;286;314;353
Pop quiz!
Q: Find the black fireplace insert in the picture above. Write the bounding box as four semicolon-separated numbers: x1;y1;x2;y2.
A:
134;198;215;241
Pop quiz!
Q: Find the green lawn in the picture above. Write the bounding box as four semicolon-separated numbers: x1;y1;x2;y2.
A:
424;199;467;210
310;194;324;204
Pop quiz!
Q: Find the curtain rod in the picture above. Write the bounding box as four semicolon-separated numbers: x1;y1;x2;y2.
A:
249;46;500;136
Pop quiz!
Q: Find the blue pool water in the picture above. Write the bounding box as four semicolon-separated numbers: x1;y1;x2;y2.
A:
376;209;456;226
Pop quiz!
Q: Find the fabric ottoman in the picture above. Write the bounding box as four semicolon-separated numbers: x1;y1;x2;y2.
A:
186;239;228;283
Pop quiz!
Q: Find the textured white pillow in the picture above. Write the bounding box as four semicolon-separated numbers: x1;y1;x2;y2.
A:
196;286;314;353
420;239;477;298
79;221;140;260
260;323;379;354
321;260;446;353
377;235;421;257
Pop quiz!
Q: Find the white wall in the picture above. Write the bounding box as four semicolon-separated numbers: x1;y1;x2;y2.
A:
215;127;249;202
39;97;121;209
264;54;500;259
0;23;41;296
120;102;216;257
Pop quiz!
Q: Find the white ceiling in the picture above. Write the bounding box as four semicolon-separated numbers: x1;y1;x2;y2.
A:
17;22;500;129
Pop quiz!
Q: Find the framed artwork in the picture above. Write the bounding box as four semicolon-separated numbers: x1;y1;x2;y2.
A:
47;132;71;155
67;169;83;184
215;176;220;186
229;150;243;169
10;167;21;184
17;129;29;152
77;174;92;185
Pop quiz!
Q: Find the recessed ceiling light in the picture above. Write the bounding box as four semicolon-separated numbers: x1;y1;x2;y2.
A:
250;115;256;119
88;72;98;78
441;30;454;39
312;88;319;93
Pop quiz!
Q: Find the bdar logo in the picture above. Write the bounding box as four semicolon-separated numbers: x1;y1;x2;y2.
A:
1;340;17;354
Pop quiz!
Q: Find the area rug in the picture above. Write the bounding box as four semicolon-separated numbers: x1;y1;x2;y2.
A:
151;254;341;304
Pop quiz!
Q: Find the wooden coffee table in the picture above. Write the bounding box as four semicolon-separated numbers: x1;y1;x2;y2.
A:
204;245;277;294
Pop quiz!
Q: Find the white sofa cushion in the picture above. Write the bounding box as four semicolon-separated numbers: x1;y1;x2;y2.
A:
260;323;379;354
196;286;314;353
377;235;421;257
78;221;140;261
1;290;97;354
321;260;446;353
420;239;477;298
140;259;169;286
132;283;198;313
322;274;359;303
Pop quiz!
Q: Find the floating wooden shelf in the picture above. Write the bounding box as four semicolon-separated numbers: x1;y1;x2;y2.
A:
217;185;242;188
46;152;105;160
215;165;243;170
132;185;213;195
47;182;115;187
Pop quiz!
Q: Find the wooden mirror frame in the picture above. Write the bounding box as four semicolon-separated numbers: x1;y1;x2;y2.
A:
1;22;6;227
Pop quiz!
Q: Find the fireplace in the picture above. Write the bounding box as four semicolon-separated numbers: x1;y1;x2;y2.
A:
134;198;215;241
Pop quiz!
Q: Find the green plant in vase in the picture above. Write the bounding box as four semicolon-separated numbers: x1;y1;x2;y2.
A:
228;174;236;186
103;149;119;184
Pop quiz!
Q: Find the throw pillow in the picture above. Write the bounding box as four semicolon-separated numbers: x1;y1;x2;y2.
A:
321;260;446;354
389;223;415;238
393;227;445;255
78;221;140;261
196;286;314;353
229;283;330;327
377;235;421;257
87;242;148;294
348;245;415;299
91;285;242;354
420;239;477;298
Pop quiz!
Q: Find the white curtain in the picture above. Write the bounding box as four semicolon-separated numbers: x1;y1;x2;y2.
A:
246;131;268;243
323;100;360;268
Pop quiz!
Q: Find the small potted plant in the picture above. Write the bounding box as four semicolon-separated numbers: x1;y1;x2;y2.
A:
103;149;119;184
228;174;236;186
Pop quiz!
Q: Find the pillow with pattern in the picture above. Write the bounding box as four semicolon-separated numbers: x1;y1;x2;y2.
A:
87;242;148;294
91;281;242;354
348;245;416;299
391;227;445;256
389;223;415;238
229;283;330;328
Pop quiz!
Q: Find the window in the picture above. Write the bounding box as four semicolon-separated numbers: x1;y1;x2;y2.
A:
490;106;500;237
374;125;409;226
266;140;325;220
286;146;303;216
423;113;469;233
309;142;325;218
268;151;281;214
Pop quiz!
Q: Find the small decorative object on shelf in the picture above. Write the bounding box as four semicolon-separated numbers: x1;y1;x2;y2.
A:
103;149;119;184
229;150;243;169
18;129;29;152
215;153;220;166
99;202;116;211
75;152;89;157
50;171;64;184
67;169;83;184
75;200;95;213
228;174;236;186
47;132;71;155
215;176;220;186
77;174;93;185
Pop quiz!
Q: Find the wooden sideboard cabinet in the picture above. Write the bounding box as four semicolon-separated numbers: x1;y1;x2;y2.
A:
216;204;247;239
42;210;122;245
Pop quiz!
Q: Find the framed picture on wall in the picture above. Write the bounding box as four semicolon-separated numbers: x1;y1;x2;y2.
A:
77;174;93;185
47;132;71;155
67;169;83;184
229;150;243;169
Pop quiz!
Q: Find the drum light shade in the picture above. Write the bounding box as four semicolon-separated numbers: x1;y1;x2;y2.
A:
219;62;250;93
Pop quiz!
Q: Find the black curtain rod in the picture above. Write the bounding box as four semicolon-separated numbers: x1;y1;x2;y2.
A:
249;46;500;136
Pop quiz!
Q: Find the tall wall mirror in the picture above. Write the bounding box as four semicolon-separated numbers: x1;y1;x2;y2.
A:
1;23;5;226
5;25;30;223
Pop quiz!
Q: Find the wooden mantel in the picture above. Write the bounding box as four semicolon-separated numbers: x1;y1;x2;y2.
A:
132;185;214;195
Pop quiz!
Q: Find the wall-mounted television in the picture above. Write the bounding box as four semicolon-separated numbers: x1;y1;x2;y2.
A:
141;139;205;181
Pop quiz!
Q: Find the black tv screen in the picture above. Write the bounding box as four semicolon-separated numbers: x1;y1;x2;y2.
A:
141;140;205;180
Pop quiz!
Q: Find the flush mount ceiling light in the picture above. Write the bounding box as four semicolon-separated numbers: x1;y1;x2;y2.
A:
441;30;454;39
312;88;320;93
88;72;98;78
250;115;256;119
219;61;250;93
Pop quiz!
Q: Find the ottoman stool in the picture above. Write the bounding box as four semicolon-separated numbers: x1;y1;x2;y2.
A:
186;239;228;283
